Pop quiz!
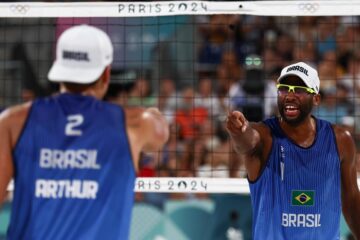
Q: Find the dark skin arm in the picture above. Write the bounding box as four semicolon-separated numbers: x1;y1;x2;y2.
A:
226;111;272;181
334;125;360;239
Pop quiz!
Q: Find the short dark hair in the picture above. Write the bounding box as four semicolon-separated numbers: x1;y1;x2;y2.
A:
63;80;98;93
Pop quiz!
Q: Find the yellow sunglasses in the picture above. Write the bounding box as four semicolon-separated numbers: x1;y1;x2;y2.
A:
277;84;316;95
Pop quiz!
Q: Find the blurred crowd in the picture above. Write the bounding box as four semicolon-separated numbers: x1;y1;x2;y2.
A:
119;16;360;184
104;15;360;204
2;15;360;203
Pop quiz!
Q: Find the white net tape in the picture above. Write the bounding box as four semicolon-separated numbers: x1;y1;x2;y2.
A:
1;1;360;18
7;178;360;194
135;177;250;193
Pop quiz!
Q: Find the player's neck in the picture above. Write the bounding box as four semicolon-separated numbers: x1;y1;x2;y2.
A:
279;116;317;147
60;85;101;99
60;88;93;96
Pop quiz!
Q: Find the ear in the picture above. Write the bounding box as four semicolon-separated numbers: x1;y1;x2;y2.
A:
96;66;111;99
312;93;321;106
100;66;111;85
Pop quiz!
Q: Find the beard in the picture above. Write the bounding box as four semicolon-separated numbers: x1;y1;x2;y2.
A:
278;98;314;125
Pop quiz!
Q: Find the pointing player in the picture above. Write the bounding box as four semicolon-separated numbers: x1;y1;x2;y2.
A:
227;62;360;239
0;25;169;240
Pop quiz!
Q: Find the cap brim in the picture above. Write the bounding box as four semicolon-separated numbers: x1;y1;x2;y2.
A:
48;61;105;84
277;72;311;89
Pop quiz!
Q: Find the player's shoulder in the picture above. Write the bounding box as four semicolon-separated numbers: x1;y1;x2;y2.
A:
124;106;145;119
250;120;272;136
331;124;355;161
0;102;32;147
331;124;353;141
123;107;146;127
0;102;32;125
124;107;165;130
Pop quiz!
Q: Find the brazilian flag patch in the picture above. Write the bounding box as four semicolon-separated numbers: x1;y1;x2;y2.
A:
291;190;314;206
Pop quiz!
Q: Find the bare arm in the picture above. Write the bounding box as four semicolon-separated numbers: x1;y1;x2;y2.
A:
126;107;169;171
226;111;261;154
140;107;169;152
335;126;360;239
0;103;30;207
0;111;14;206
226;111;271;181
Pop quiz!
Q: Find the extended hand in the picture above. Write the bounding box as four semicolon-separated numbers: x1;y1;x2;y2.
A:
226;111;249;134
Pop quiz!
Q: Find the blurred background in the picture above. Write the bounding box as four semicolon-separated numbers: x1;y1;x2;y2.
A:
0;9;359;240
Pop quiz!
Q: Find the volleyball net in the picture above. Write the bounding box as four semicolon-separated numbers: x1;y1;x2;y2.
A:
1;1;360;197
1;2;360;239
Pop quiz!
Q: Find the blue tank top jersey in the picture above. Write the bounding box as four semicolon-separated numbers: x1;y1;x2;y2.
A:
8;93;136;240
249;117;341;240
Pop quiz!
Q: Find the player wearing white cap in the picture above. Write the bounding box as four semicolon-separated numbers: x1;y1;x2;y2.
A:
0;25;169;240
227;62;360;239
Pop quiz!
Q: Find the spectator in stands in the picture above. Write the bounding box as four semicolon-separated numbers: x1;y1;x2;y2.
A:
318;60;337;89
128;77;157;107
196;77;223;117
335;82;354;115
262;48;283;75
339;54;360;93
157;77;178;122
216;51;243;95
315;86;349;124
292;44;316;66
317;17;337;58
274;33;295;62
104;79;136;106
336;34;353;73
175;86;208;140
198;15;234;64
229;56;277;121
233;16;266;60
296;17;318;44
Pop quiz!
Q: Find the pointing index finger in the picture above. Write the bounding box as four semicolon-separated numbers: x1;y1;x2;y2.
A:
230;111;246;123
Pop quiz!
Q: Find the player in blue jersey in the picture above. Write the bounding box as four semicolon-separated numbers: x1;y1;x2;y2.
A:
0;25;169;240
226;62;360;240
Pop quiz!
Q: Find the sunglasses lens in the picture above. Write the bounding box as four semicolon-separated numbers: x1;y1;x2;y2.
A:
294;87;309;94
277;85;289;94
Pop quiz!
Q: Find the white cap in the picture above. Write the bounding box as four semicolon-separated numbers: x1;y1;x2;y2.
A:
277;62;320;94
48;25;113;84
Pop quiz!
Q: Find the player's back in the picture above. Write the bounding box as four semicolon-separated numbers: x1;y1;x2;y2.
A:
8;93;136;240
249;117;341;240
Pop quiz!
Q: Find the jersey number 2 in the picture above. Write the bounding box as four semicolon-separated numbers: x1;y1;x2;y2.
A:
65;114;84;136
